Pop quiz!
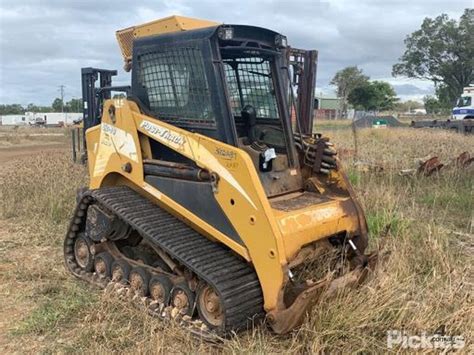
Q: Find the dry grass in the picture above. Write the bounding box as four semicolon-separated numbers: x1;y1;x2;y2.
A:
0;127;472;353
0;126;70;147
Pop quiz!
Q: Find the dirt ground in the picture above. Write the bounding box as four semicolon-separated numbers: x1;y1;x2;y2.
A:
0;126;72;163
0;143;68;164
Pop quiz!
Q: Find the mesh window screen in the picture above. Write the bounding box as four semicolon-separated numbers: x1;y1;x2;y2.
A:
138;47;214;124
223;57;279;119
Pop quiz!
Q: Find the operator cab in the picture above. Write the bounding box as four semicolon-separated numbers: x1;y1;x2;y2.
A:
218;26;302;196
131;24;305;196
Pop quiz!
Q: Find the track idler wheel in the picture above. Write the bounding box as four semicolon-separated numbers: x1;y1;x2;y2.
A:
129;267;150;296
149;275;173;305
197;284;224;329
111;259;131;284
94;252;113;279
73;234;94;272
171;283;195;317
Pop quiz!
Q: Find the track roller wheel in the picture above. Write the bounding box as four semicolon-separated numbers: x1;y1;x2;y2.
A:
197;284;224;329
111;259;131;283
171;283;195;317
129;267;150;296
74;235;94;272
94;252;113;279
149;275;173;305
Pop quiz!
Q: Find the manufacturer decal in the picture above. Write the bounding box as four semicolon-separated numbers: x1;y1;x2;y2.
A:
141;120;186;147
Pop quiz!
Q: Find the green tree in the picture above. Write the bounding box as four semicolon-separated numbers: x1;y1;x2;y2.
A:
65;98;82;112
330;66;369;118
422;95;452;114
348;81;398;112
27;103;39;112
423;96;441;114
393;9;474;105
434;84;456;110
0;104;24;115
52;98;63;112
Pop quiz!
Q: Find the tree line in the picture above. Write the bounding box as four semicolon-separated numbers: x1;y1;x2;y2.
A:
331;8;472;116
0;98;82;115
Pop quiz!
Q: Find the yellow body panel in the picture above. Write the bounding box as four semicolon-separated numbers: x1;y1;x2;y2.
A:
86;98;365;312
87;100;286;310
274;198;359;260
116;15;219;70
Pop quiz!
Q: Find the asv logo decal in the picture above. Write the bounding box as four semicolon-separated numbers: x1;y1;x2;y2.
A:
140;120;186;147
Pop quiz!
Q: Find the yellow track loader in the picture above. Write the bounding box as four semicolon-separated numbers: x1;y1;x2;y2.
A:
65;15;375;335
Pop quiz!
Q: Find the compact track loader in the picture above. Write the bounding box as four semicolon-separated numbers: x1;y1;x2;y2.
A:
65;15;376;336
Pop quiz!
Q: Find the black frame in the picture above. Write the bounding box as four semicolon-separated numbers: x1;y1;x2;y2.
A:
81;67;130;147
132;27;235;144
131;25;301;166
79;25;318;174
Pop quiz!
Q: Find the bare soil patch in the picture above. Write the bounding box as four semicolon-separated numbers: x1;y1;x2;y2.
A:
0;143;68;165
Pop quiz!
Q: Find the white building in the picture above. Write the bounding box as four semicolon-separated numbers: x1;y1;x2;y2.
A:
0;112;82;126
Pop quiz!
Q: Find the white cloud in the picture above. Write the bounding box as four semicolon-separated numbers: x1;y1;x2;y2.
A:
0;0;470;104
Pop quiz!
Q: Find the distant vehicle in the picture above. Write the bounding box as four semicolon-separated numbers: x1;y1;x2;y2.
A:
29;117;46;127
452;86;474;120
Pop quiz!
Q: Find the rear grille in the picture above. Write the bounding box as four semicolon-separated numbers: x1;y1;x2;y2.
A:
116;27;135;62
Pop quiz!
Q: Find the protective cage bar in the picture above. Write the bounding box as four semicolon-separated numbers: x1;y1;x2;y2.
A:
137;46;216;126
223;57;280;119
286;48;318;135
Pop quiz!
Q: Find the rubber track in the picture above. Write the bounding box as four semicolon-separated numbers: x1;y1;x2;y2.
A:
65;186;264;333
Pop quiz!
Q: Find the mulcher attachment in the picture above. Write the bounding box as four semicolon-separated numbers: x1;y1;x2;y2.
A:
267;252;379;334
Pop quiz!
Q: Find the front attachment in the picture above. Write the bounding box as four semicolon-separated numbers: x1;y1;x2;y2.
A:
267;252;378;334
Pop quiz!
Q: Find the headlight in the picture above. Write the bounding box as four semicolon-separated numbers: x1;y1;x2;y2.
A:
275;34;287;48
218;27;234;40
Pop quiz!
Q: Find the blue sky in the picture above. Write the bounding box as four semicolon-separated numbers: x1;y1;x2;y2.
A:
0;0;471;105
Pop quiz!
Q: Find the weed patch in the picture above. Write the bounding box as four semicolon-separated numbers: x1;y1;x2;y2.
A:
12;283;96;336
1;128;472;353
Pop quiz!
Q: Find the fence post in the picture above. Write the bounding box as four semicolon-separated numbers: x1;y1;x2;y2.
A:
72;129;77;163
